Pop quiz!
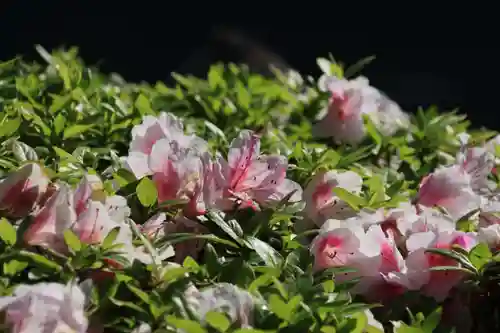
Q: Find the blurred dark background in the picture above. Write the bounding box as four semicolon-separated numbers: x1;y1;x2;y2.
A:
1;1;497;129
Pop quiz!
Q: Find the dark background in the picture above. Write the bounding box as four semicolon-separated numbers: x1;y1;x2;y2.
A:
1;1;497;129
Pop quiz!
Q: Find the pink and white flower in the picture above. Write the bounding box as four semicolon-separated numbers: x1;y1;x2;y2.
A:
303;170;362;226
149;140;211;216
0;282;88;333
405;230;478;301
213;130;302;210
313;76;408;145
0;163;50;218
415;146;494;220
124;112;208;179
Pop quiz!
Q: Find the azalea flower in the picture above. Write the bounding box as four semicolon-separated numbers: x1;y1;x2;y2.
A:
24;175;152;266
70;175;133;248
124;112;208;179
303;170;362;226
415;146;494;220
139;212;167;239
213;130;302;210
0;163;50;218
186;283;256;328
405;230;477;301
356;225;420;302
320;202;421;250
477;224;500;252
310;225;381;284
23;183;76;251
149;140;211;216
0;282;88;333
313;76;408;145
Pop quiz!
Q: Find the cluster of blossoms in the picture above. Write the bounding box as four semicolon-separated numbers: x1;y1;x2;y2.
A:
2;71;500;332
124;112;302;214
0;279;256;333
0;112;304;332
307;135;500;302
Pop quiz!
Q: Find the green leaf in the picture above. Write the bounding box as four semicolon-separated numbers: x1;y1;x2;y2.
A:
233;329;269;333
332;187;365;210
18;250;62;271
421;306;442;333
338;312;368;333
366;174;386;205
268;294;291;321
126;283;151;304
63;124;95;139
206;311;231;332
392;322;425;333
0;218;17;245
0;116;21;137
244;236;283;268
166;316;207;333
49;94;72;114
364;115;383;151
182;256;200;272
206;211;243;244
63;229;82;252
316;58;344;78
53;146;80;163
12;141;38;162
204;120;227;142
136;177;158;207
53;113;66;135
3;260;28;276
469;243;492;270
112;168;138;187
135;94;154;115
102;226;121;249
208;64;226;90
344;55;376;78
109;297;148;314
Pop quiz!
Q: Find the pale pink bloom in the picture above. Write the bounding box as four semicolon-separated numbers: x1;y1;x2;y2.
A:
310;226;381;278
0;282;88;333
186;283;256;328
131;323;152;333
477;224;500;252
400;206;456;240
405;230;478;301
416;147;493;220
71;200;120;245
370;93;410;135
460;147;495;192
124;112;208;179
23;183;76;251
0;163;50;217
139;212;167;239
321;202;421;250
485;134;500;155
73;174;131;223
314;76;408;145
213;130;302;210
71;175;133;247
349;225;419;302
313;76;378;144
303;170;362;226
149;140;210;216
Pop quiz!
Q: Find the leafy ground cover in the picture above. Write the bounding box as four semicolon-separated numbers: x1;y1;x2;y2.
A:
0;46;500;333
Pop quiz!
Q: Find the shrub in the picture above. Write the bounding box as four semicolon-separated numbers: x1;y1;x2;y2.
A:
0;46;499;333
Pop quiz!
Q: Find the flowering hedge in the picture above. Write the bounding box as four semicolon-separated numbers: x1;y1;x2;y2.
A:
0;46;499;333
